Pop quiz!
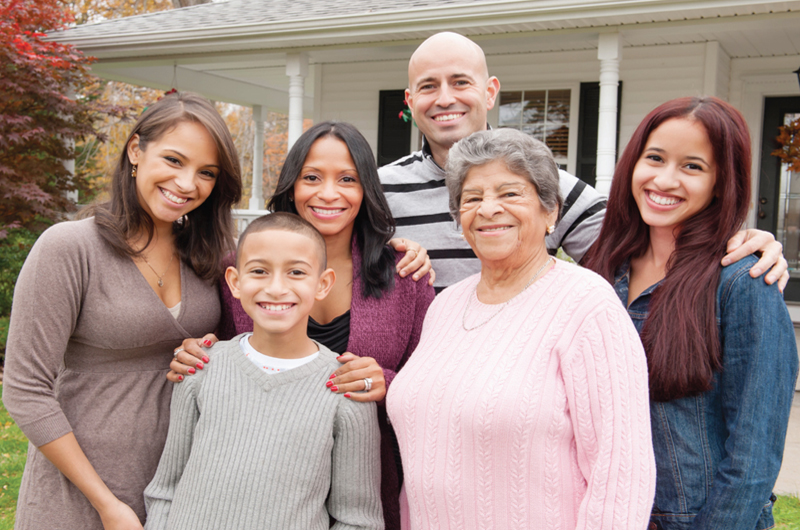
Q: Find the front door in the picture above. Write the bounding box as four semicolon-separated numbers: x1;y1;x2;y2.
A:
757;96;800;301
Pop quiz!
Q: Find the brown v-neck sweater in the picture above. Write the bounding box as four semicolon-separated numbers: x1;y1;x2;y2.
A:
3;217;221;529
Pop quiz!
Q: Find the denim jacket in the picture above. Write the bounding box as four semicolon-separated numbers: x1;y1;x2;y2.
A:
614;255;798;530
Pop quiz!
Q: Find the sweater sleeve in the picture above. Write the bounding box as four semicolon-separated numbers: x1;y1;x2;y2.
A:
328;400;384;530
689;270;798;529
382;273;435;389
550;170;605;262
143;374;202;529
561;296;655;530
2;224;84;446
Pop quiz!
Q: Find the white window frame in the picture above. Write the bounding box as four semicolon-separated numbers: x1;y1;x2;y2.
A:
488;82;580;176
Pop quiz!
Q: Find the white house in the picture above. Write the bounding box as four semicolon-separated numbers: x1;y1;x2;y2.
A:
51;0;800;299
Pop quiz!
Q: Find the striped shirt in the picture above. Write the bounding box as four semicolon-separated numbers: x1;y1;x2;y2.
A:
380;138;607;291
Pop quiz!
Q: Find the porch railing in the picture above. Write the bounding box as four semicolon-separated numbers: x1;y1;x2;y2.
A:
232;209;269;237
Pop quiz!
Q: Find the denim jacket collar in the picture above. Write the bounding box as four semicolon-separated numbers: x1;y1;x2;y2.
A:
613;260;662;328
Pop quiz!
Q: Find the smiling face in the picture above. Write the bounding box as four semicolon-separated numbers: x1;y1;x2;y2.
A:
459;160;557;268
292;136;364;242
632;117;717;236
127;120;219;230
405;33;500;166
226;228;334;340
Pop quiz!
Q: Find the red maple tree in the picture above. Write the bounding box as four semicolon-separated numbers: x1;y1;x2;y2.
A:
0;0;125;236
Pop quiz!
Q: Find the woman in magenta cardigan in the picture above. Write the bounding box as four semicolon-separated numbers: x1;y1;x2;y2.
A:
173;121;434;529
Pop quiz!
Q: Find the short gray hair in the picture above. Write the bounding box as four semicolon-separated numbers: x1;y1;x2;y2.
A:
445;128;563;224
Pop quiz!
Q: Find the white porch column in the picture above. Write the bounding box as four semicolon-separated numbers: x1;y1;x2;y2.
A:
64;87;78;204
286;52;309;150
595;32;622;195
249;104;265;210
64;139;78;204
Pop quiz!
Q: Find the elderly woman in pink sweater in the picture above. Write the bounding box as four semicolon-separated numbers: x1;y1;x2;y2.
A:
387;128;656;530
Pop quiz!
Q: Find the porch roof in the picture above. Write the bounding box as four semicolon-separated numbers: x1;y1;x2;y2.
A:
48;0;800;110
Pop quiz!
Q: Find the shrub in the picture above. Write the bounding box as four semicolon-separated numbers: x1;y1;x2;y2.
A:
0;227;41;362
0;228;40;317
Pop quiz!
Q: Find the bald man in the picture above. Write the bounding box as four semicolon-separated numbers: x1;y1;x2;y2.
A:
380;32;605;291
380;32;788;292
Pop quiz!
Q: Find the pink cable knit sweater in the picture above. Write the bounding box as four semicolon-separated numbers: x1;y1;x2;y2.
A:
387;259;655;530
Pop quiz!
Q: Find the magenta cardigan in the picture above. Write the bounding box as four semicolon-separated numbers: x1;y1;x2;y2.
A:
217;240;435;529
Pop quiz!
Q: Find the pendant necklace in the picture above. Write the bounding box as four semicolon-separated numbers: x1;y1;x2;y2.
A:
462;257;554;332
142;252;176;288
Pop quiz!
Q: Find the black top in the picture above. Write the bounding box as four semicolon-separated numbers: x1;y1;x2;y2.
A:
308;310;351;355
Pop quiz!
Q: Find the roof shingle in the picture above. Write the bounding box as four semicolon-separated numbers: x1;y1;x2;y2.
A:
55;0;489;39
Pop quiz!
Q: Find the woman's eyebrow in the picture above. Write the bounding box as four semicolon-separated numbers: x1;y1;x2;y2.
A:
163;149;220;169
685;156;710;165
496;182;525;190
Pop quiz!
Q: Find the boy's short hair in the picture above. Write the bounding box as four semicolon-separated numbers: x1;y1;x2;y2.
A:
236;212;327;271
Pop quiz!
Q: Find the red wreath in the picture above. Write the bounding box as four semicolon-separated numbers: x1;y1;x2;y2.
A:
773;117;800;173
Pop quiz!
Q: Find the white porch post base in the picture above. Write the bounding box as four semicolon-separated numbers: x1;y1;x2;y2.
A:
596;32;622;196
286;52;309;150
249;104;265;210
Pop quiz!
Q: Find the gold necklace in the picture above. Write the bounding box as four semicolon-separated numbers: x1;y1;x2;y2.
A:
462;257;554;332
142;252;176;288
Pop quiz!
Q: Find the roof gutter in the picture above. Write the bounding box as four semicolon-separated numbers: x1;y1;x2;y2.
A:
47;0;799;57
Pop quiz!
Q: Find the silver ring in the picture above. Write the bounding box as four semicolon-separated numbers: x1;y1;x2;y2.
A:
173;347;185;358
363;377;373;392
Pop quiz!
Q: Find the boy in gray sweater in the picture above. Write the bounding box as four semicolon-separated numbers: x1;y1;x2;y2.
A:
144;213;383;530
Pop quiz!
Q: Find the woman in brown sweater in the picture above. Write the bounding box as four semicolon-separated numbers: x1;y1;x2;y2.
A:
2;92;242;529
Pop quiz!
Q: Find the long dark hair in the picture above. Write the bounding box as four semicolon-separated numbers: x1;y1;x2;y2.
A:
268;121;396;299
584;96;751;401
87;92;242;282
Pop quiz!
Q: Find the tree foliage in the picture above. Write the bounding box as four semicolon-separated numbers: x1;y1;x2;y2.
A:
0;0;126;236
224;107;306;208
65;0;173;25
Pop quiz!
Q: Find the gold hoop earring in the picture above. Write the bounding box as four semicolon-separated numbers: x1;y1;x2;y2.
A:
132;165;138;178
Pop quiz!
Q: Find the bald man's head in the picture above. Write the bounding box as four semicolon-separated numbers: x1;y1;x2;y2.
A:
408;32;489;84
405;32;500;167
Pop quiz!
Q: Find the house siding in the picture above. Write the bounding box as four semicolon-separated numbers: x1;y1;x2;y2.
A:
318;59;408;157
317;42;711;162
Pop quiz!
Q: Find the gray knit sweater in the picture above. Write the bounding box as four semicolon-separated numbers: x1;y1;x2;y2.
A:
143;336;384;530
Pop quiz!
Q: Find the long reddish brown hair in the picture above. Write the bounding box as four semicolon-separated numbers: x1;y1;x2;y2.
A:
585;97;751;401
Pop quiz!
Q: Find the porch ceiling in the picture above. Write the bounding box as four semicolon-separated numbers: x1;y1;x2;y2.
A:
49;0;800;110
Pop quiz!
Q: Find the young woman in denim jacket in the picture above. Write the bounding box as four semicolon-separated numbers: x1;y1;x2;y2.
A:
585;96;798;530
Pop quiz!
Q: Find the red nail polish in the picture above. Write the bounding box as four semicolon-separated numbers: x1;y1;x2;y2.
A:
188;367;196;374
344;393;351;398
202;356;210;363
331;386;339;392
203;339;212;347
326;381;333;388
329;373;336;380
196;362;204;370
178;375;183;381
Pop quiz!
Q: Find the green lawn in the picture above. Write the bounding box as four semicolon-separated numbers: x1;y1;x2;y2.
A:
0;388;796;529
777;494;800;529
0;389;26;530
